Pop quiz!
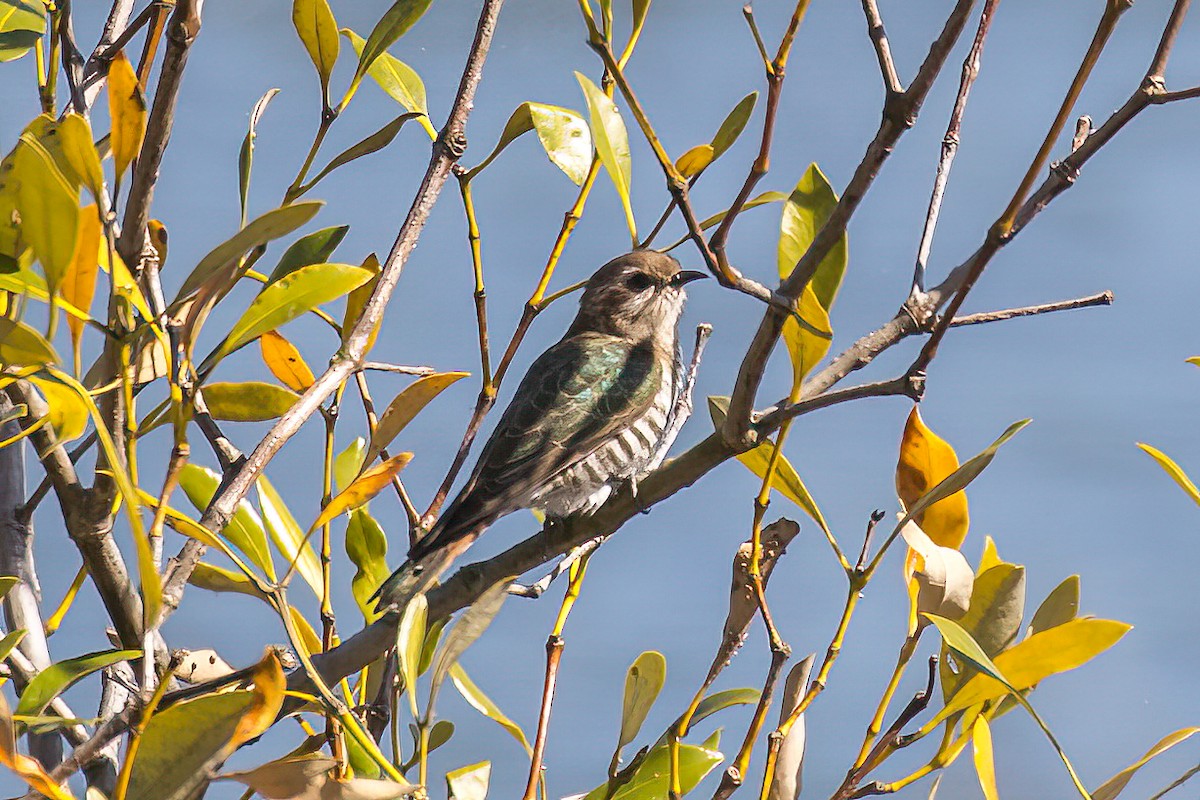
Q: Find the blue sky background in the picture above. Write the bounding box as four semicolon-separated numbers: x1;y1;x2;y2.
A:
3;1;1200;798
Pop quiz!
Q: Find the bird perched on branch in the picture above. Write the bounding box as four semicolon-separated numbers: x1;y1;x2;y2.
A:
374;250;707;610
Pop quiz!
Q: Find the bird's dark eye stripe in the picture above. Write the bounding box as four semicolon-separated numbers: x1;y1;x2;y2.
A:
625;272;655;290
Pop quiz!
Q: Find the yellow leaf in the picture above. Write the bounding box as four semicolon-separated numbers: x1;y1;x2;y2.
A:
310;452;413;532
12;135;79;292
972;716;1000;800
342;252;382;352
108;50;147;180
942;618;1131;717
292;0;340;94
976;535;1001;575
0;693;75;800
29;376;89;443
57;113;104;199
675;144;714;178
896;406;969;549
708;397;831;536
96;232;153;322
365;372;468;466
1093;727;1200;800
1137;442;1200;507
230;650;286;748
260;330;316;392
0;317;59;367
289;605;323;657
63;207;102;359
781;285;832;387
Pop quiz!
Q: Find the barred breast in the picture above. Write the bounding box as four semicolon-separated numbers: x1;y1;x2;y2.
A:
530;349;682;518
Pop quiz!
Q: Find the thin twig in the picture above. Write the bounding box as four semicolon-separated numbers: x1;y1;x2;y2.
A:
949;290;1113;327
861;0;903;96
910;0;998;296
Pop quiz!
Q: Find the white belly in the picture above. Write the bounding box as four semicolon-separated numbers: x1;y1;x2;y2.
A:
529;371;679;518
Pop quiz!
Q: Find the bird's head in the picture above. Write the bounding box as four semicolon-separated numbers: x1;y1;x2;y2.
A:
569;250;707;342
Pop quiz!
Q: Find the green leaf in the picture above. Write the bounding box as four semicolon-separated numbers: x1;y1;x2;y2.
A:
298;113;419;196
0;0;45;63
1092;727;1200;800
126;691;257;800
266;225;349;284
926;614;1095;800
450;664;533;754
618;651;666;751
446;760;490;800
779;163;847;312
940;564;1025;699
13;135;79;294
218;262;372;358
57;113;104;200
179;464;275;581
582;740;723;800
896;419;1032;536
292;0;339;95
426;577;513;718
16;649;141;716
343;29;427;115
202;381;299;422
397;593;428;718
349;0;434;101
0;577;17;600
0;630;26;663
1137;442;1200;507
336;437;368;492
345;508;390;620
710;92;757;160
258;475;323;599
176;201;324;301
708;397;831;536
0;316;59;367
1029;575;1080;636
576;71;635;241
238;88;280;227
467;102;592;185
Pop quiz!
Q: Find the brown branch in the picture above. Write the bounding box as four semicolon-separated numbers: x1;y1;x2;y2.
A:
948;290;1113;327
117;0;202;269
910;0;998;295
724;0;976;448
521;635;563;800
158;0;508;623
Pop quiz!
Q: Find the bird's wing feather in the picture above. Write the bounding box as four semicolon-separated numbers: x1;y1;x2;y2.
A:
411;333;661;558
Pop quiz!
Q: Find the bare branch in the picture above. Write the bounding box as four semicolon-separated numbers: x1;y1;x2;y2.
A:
860;0;902;96
948;290;1113;327
725;0;976;447
117;0;202;268
911;0;998;295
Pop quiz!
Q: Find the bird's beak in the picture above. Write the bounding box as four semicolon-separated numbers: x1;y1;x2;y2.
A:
671;270;709;286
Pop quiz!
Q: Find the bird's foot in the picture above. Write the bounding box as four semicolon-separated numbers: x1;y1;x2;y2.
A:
628;477;652;515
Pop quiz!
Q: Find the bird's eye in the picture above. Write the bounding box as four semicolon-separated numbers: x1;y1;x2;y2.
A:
625;272;654;291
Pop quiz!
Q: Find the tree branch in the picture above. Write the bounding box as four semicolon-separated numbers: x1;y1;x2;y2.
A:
158;0;508;623
724;0;976;447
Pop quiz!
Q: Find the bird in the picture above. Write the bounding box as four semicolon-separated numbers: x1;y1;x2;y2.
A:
374;250;707;610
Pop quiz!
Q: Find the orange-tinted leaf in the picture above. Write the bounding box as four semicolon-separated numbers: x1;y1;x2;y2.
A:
365;372;468;465
0;693;74;800
310;452;413;532
260;330;316;392
63;207;102;358
896;406;968;549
